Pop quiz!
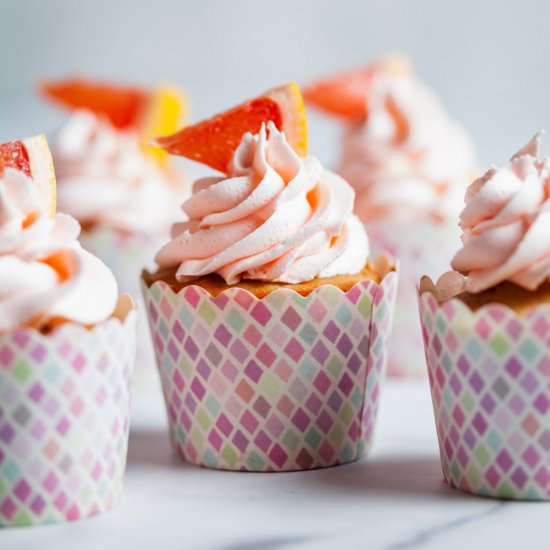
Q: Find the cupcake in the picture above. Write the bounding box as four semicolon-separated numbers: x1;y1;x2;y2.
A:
0;135;136;525
142;83;398;472
304;55;477;377
40;78;188;388
419;133;550;500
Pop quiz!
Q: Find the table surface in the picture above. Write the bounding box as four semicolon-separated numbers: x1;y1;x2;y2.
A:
2;378;550;550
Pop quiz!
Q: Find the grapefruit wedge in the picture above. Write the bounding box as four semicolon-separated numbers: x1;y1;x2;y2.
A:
142;86;186;162
40;78;186;162
0;135;56;217
151;82;308;173
303;55;412;121
41;79;147;129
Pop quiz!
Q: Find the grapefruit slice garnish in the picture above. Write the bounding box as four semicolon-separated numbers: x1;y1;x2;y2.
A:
41;79;147;129
0;135;56;217
40;78;186;162
303;54;412;122
151;82;308;173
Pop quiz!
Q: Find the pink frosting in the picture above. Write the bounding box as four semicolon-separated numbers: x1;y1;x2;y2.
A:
340;70;476;224
52;110;187;234
452;133;550;292
155;123;369;285
0;167;118;331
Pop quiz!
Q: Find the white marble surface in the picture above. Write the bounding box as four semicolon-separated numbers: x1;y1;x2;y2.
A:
2;379;550;549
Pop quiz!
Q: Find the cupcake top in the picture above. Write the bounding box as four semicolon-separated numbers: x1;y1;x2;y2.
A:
342;69;475;223
305;57;476;224
156;123;369;285
452;133;550;293
51;110;184;234
0;136;118;332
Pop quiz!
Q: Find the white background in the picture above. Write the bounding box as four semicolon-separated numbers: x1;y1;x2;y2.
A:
2;0;550;170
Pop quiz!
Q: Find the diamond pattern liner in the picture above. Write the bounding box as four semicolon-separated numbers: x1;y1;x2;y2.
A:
369;217;461;377
81;227;165;389
143;272;397;472
419;291;550;500
0;312;136;526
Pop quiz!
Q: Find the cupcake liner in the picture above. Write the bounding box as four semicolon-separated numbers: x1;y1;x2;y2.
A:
419;288;550;500
142;269;397;472
80;227;165;389
0;307;137;526
368;217;461;377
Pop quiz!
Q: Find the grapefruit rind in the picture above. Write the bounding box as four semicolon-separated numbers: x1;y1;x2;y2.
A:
0;135;57;217
265;82;308;157
142;85;187;163
380;53;413;78
22;135;57;217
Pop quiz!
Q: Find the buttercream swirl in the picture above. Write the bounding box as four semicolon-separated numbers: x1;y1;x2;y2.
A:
156;122;369;285
52;110;184;234
0;167;118;331
340;71;476;223
452;133;550;293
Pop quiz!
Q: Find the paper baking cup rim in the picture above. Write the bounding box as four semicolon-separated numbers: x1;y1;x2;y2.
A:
0;296;137;343
141;257;397;304
418;275;550;320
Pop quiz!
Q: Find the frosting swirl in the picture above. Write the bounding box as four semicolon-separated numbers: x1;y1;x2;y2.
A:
52;110;185;234
340;72;476;223
0;167;118;331
156;122;369;285
452;133;550;293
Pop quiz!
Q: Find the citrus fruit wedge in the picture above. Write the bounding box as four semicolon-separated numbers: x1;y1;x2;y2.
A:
303;55;412;122
40;78;186;162
0;135;56;217
141;86;187;163
41;79;147;129
151;82;308;173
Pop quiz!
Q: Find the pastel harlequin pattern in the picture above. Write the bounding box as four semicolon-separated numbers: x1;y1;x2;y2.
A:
81;227;164;389
419;290;550;500
369;217;460;377
143;271;397;471
0;312;136;526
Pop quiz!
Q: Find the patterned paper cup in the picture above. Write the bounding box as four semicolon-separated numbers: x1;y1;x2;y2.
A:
142;266;397;472
80;227;165;390
0;300;137;526
368;217;461;377
419;287;550;500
